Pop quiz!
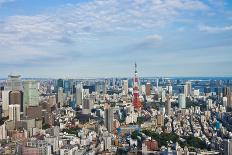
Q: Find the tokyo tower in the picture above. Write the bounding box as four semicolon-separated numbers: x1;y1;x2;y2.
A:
133;62;141;110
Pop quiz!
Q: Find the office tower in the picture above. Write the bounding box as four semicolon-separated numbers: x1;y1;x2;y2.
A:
122;80;128;95
82;98;93;115
167;85;172;95
2;90;10;117
104;107;113;133
185;81;192;96
133;63;141;110
23;81;39;110
207;99;213;109
57;87;64;107
6;75;23;91
145;82;151;96
57;79;64;88
161;90;166;102
63;80;71;94
9;104;20;122
224;139;232;155
165;96;171;116
178;94;186;109
223;97;228;108
75;83;83;106
223;87;232;107
9;90;23;112
223;87;231;97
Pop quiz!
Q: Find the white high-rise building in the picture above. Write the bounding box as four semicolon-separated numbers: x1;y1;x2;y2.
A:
9;104;20;122
178;94;186;109
122;80;128;95
2;90;10;117
184;81;192;97
223;97;228;108
6;75;23;91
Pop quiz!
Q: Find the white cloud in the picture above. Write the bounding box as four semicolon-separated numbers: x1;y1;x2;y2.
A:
0;0;209;65
199;25;232;33
0;0;209;45
145;34;163;41
0;0;14;5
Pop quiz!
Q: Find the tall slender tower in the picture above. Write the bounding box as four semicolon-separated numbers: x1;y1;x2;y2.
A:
133;62;141;110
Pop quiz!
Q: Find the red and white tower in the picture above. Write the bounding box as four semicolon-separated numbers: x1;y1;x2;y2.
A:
133;62;141;110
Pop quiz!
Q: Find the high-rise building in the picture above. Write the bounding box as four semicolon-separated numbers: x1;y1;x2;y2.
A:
57;79;64;89
2;90;10;117
157;114;164;126
185;81;192;96
9;104;20;122
145;82;151;96
104;106;113;133
75;83;83;106
6;75;23;91
133;63;141;111
178;94;186;109
165;96;171;116
122;80;128;95
57;87;64;107
63;80;71;94
23;81;39;110
82;98;93;115
9;90;23;112
224;139;232;155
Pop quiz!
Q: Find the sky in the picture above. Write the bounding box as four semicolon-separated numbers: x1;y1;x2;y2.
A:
0;0;232;78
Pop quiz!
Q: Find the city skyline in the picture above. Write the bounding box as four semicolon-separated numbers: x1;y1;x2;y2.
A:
0;0;232;77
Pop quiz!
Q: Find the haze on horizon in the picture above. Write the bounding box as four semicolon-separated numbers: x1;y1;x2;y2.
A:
0;0;232;78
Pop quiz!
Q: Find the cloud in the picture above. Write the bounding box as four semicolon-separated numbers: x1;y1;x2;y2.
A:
145;34;163;41
0;0;14;6
199;25;232;33
0;0;208;45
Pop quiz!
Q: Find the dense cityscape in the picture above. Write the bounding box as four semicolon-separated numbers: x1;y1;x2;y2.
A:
1;0;232;155
0;63;231;155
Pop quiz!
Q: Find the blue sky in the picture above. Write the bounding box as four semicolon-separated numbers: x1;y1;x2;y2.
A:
0;0;232;78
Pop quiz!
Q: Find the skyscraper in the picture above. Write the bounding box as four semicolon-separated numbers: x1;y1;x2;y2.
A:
57;79;64;89
122;80;128;95
145;82;151;96
178;94;186;109
23;81;39;108
104;105;113;133
63;80;71;94
133;63;141;111
9;90;23;112
2;90;10;117
57;87;64;107
165;95;171;116
9;104;20;122
6;75;23;91
75;83;83;106
82;98;93;115
185;81;192;97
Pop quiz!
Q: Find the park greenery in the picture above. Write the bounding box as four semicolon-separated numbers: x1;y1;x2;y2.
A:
141;129;208;149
